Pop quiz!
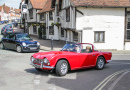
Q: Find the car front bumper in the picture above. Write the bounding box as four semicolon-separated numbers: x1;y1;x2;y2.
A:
22;46;40;52
30;61;54;70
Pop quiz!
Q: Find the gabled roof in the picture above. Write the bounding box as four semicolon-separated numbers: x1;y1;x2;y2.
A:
30;0;48;9
14;9;21;14
38;0;54;13
70;0;130;8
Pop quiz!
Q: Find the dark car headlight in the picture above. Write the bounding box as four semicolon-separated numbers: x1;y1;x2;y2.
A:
31;56;35;61
43;58;50;65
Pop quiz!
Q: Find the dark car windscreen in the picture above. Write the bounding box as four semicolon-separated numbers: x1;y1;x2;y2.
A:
6;29;13;32
16;34;31;40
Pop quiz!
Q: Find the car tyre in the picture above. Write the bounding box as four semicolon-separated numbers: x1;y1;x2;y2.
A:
0;43;5;49
56;60;68;76
96;57;105;70
16;45;22;53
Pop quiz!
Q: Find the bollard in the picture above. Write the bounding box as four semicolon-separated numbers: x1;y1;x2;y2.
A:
51;38;53;50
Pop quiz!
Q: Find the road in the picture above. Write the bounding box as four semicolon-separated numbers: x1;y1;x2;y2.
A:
0;24;130;90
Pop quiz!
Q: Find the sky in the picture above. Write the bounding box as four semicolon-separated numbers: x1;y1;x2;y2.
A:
0;0;21;9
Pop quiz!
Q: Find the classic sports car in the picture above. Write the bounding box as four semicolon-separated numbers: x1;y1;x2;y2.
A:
0;33;40;52
30;43;112;76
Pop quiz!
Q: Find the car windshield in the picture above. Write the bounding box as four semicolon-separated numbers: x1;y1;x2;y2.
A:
6;29;13;31
16;34;31;40
61;43;81;52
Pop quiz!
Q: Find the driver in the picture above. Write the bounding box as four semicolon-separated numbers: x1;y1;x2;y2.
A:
74;45;80;53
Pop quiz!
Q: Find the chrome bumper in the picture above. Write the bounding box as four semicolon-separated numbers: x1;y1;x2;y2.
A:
30;62;54;69
107;60;112;63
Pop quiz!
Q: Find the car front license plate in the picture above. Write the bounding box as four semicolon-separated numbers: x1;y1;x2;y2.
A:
32;63;40;68
30;47;37;50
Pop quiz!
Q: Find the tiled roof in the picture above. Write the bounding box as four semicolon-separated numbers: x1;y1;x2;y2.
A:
0;6;2;11
14;9;21;14
38;0;54;13
30;0;48;9
3;5;10;13
70;0;130;7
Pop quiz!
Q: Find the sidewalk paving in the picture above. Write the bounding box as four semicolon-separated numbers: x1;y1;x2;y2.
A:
15;25;130;55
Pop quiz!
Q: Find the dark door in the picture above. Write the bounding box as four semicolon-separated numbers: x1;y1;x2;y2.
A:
8;34;16;49
2;34;10;49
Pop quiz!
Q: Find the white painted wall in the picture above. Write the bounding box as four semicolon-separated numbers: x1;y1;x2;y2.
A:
76;7;125;50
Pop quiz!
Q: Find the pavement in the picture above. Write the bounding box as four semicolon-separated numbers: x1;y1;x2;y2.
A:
4;24;130;55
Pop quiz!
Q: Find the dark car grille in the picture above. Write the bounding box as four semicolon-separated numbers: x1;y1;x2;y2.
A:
34;59;42;64
27;44;37;47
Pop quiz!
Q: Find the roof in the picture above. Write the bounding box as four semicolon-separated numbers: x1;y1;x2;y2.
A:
15;9;21;13
30;0;48;9
0;6;2;11
3;5;10;13
38;0;54;13
70;0;130;8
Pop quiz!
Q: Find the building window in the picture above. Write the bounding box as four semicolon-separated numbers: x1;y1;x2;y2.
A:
49;12;53;20
126;14;130;40
29;9;33;19
33;26;37;34
73;32;78;41
61;28;64;37
94;31;105;43
49;26;54;35
66;7;70;22
40;13;45;21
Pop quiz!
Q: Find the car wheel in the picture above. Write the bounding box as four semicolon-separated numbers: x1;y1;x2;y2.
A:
96;57;105;70
16;45;22;53
0;43;5;49
35;68;42;71
56;60;68;76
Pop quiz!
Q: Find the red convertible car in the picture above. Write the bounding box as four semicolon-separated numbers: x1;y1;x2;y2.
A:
30;43;112;76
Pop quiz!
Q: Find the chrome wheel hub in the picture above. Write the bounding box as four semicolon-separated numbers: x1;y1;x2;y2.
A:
17;46;21;52
98;59;104;69
60;63;67;74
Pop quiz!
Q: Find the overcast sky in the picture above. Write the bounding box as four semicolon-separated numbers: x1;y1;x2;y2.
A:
0;0;21;9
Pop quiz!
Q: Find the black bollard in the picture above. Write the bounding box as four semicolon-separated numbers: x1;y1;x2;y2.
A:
51;38;53;50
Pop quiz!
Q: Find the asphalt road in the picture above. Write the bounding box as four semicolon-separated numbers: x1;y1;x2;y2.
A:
0;24;130;90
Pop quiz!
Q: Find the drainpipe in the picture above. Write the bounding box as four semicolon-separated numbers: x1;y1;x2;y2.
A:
124;8;127;50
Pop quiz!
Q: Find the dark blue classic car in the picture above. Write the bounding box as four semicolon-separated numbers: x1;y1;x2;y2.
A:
0;33;40;52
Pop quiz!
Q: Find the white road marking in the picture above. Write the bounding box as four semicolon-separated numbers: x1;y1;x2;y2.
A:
48;73;77;79
93;69;130;90
108;71;130;90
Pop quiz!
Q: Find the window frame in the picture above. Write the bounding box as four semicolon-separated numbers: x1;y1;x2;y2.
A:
66;7;70;22
61;28;64;37
40;13;45;21
33;25;37;34
49;26;54;35
29;9;33;19
49;11;53;21
94;31;105;43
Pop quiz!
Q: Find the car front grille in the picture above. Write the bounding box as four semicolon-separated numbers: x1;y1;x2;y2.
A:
34;59;42;64
27;44;37;47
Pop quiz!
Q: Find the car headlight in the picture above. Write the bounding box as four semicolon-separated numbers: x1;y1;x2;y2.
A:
37;42;40;46
22;42;26;46
43;58;50;65
31;56;35;61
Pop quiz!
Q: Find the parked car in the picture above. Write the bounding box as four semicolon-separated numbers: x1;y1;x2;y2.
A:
30;43;112;76
0;33;40;53
1;25;13;35
0;21;2;25
1;21;4;24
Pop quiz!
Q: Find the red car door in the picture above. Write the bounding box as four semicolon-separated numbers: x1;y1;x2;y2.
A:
79;52;96;67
